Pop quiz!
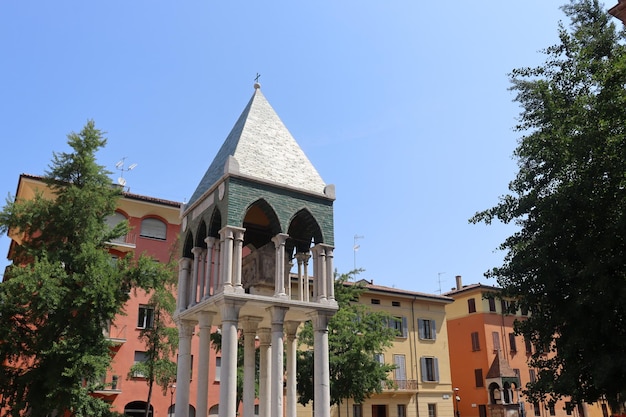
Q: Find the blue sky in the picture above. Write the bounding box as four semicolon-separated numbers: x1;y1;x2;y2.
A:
0;1;578;293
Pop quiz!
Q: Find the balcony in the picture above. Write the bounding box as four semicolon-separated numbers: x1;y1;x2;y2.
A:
383;379;419;393
103;324;127;347
107;232;137;252
93;374;122;396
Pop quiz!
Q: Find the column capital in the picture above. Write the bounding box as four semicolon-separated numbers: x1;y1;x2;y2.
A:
271;233;290;248
268;305;289;325
198;311;215;329
285;320;300;340
191;246;204;256
204;235;217;247
258;327;272;346
295;252;311;263
217;300;244;322
178;319;196;338
240;316;264;334
179;257;192;268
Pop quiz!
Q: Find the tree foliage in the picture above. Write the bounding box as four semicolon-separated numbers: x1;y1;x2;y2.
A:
0;121;168;416
127;257;179;417
471;0;626;412
296;271;397;408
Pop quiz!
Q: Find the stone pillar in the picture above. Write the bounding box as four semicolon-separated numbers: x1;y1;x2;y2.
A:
313;313;331;417
272;233;290;297
258;328;272;417
203;237;217;299
219;227;235;293
312;245;327;302
177;258;192;313
269;306;288;417
198;248;207;302
196;312;215;417
241;317;263;417
191;247;203;306
218;301;242;417
232;227;246;294
324;246;335;302
285;321;300;417
212;240;221;295
285;258;294;298
175;320;196;417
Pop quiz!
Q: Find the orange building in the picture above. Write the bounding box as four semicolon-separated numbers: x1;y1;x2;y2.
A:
444;276;586;417
3;174;218;417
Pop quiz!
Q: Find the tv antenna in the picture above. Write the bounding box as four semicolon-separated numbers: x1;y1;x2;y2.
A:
353;234;364;271
115;157;138;190
436;272;446;294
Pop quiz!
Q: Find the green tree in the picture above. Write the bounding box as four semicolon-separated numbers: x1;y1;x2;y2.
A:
296;272;397;414
0;121;164;416
471;0;626;412
127;258;179;417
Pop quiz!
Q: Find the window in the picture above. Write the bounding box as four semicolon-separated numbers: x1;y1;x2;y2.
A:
488;298;496;312
565;402;572;416
137;305;154;329
529;369;537;383
474;368;484;387
428;404;437;417
468;298;476;313
394;355;407;388
479;405;487;417
500;299;508;314
533;402;541;417
549;404;556;416
525;337;533;354
374;353;384;364
133;351;148;378
214;357;221;382
392;301;401;307
353;405;363;417
471;332;481;351
105;212;128;243
492;332;501;351
418;319;436;340
398;405;407;417
371;299;380;305
420;357;439;382
254;405;259;416
140;217;167;240
509;333;517;352
389;316;408;338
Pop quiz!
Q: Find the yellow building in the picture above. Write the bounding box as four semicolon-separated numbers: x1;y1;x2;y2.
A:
320;279;455;417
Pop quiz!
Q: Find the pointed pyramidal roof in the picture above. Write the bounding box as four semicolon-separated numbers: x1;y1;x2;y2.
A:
188;84;327;206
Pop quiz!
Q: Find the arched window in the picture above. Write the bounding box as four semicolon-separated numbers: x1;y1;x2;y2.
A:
105;212;127;243
124;401;153;417
140;218;167;240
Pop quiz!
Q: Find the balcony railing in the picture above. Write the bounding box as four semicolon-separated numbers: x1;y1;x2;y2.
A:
103;324;127;346
383;379;419;392
91;375;122;396
107;233;137;251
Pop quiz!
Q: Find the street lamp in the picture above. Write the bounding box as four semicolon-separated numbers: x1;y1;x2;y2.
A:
454;387;461;417
169;383;176;417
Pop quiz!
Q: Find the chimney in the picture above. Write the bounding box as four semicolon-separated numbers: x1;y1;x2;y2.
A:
455;275;462;290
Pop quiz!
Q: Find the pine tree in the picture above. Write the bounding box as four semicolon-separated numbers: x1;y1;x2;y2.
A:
471;0;626;412
0;121;169;416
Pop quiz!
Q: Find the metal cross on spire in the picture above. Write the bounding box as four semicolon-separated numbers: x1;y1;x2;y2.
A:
254;73;261;83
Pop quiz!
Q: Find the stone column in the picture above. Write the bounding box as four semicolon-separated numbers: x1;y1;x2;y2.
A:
312;245;327;302
258;328;272;417
212;240;221;295
232;227;246;294
191;247;203;306
177;258;192;313
198;248;207;302
271;233;290;297
196;312;215;417
241;317;263;417
218;301;242;417
324;246;335;302
285;258;294;298
219;227;235;293
203;237;216;299
175;319;196;417
285;321;300;417
313;313;331;417
269;306;288;417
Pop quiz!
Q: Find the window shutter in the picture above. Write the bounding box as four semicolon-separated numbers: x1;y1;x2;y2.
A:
420;357;427;381
140;218;167;240
434;357;439;382
430;320;437;340
402;317;408;338
418;319;425;339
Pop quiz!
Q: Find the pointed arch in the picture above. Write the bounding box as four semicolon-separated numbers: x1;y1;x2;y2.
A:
208;207;222;238
195;220;207;247
287;208;323;255
242;199;281;249
182;231;194;258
